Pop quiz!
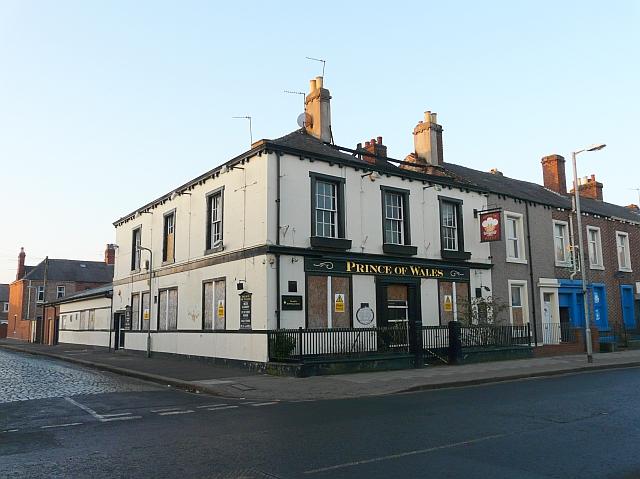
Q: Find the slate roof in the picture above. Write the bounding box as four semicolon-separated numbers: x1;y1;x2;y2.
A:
269;129;358;163
47;283;113;305
22;259;114;283
443;162;640;223
0;284;8;303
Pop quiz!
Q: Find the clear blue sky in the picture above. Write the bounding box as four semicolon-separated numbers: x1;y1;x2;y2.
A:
1;1;638;283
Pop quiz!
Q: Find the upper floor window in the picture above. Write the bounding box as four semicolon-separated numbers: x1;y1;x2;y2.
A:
36;286;45;302
617;231;632;271
382;188;410;245
56;285;65;299
131;227;141;271
163;211;176;263
206;188;224;251
587;226;604;269
310;173;347;245
439;197;469;260
553;221;570;266
505;212;526;263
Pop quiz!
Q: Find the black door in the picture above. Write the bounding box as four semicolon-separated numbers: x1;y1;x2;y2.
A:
113;313;122;350
559;307;571;342
376;279;421;356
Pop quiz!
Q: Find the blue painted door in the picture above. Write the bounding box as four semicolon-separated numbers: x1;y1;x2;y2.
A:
592;285;608;330
621;285;636;329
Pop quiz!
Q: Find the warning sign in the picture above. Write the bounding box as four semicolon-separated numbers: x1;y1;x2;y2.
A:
143;308;150;320
217;300;225;318
443;295;453;312
334;294;345;313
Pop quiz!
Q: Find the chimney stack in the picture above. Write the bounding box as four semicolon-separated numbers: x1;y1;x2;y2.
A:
571;174;603;201
16;247;25;280
541;154;567;195
104;244;116;265
304;76;332;143
413;111;443;166
358;136;387;165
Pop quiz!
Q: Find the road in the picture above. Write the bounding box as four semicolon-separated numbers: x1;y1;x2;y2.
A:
2;349;640;478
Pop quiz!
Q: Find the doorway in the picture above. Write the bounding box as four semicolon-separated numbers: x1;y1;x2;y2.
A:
113;312;125;350
376;279;420;353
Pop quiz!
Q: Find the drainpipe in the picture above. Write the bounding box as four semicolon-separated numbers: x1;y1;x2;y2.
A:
525;203;538;345
275;152;281;330
108;291;113;352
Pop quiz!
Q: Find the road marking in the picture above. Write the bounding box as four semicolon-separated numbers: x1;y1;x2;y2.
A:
41;422;83;429
196;403;228;409
250;402;279;407
102;416;142;422
303;433;508;474
206;405;239;411
100;412;132;418
150;407;184;413
1;429;19;433
158;410;195;416
64;397;105;422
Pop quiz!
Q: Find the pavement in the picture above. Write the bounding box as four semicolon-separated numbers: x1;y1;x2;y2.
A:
2;338;640;401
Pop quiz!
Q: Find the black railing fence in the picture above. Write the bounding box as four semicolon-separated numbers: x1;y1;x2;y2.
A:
459;324;531;348
541;322;578;344
600;323;640;348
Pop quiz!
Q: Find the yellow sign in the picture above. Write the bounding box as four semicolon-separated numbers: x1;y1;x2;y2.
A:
443;295;453;312
334;294;345;313
143;308;150;320
217;300;225;318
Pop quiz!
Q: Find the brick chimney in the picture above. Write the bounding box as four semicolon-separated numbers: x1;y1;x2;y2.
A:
304;76;332;143
489;168;503;176
413;111;443;166
572;174;603;201
16;247;25;280
541;154;567;195
626;204;639;212
104;244;116;265
357;137;387;165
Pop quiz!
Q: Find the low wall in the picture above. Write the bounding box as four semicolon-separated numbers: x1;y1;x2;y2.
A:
122;331;269;363
59;330;112;348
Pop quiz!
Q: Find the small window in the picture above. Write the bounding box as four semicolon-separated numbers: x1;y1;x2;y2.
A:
382;189;410;245
553;221;570;266
505;213;526;263
131;227;142;271
163;211;176;263
56;285;65;299
206;189;224;251
158;288;178;331
509;281;529;326
288;281;297;293
36;286;45;303
587;227;604;269
2;302;8;313
617;232;632;271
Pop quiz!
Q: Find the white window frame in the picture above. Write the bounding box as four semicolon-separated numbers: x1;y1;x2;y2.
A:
507;280;530;326
505;212;527;264
2;302;8;313
36;286;45;303
440;201;459;251
383;191;404;245
553;220;570;267
587;226;604;270
616;231;632;272
56;285;65;299
315;180;338;239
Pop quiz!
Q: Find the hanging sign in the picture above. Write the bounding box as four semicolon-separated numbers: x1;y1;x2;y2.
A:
334;294;345;313
239;292;252;330
479;210;502;242
443;295;453;312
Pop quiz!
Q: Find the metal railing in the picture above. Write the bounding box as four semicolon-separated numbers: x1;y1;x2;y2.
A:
267;326;410;363
541;323;578;345
459;324;531;348
422;326;449;363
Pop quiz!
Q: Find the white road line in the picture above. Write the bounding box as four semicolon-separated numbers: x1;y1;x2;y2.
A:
196;403;227;409
41;422;83;429
158;410;195;416
206;405;239;411
150;407;184;413
250;402;279;407
304;433;508;475
1;429;19;433
101;412;132;418
64;397;105;422
102;416;142;422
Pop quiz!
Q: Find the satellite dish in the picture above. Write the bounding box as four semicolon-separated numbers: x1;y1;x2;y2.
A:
297;112;312;128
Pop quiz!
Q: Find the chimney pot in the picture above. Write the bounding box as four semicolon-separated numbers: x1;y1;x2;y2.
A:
371;138;376;145
17;247;26;280
315;76;323;89
377;136;382;144
365;141;370;147
309;79;316;92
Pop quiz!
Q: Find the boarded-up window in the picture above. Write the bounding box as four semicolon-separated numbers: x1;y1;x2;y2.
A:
438;281;469;324
88;310;95;330
163;212;175;263
203;279;226;330
307;275;350;328
141;292;150;330
131;293;140;330
510;284;527;326
79;310;87;330
159;288;178;331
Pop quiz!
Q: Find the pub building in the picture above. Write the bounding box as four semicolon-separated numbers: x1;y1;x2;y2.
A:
100;77;493;364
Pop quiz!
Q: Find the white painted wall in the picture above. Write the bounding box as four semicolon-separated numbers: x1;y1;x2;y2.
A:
421;279;440;326
59;330;112;347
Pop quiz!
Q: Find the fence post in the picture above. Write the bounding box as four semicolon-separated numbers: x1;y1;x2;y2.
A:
298;327;304;363
448;321;462;365
527;323;531;346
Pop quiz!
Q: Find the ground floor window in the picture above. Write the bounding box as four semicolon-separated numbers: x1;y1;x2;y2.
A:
508;281;529;326
158;288;178;331
141;292;150;330
203;278;226;330
131;293;140;330
438;281;470;324
307;275;351;328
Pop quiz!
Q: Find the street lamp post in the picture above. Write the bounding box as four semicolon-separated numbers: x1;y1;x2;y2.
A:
137;245;153;358
571;143;606;364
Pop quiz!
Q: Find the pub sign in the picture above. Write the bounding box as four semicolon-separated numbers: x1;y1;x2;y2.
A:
479;211;502;243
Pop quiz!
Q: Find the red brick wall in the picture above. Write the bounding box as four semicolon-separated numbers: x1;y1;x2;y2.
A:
7;281;31;341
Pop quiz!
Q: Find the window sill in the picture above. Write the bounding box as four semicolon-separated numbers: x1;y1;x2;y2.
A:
204;245;225;256
589;265;605;271
310;236;352;251
618;268;633;273
440;250;472;261
383;244;418;256
506;257;528;265
555;261;572;268
161;260;175;267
